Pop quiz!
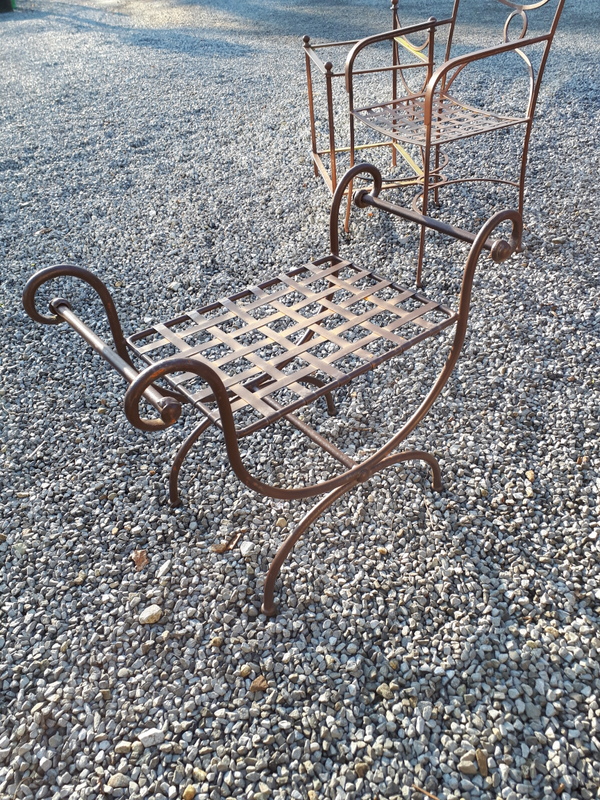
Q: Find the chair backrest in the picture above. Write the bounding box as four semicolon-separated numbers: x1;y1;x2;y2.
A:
392;0;462;64
393;0;565;60
495;0;565;39
442;0;566;116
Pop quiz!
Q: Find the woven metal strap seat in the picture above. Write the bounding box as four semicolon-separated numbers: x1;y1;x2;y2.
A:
352;93;525;148
128;256;456;435
23;163;521;616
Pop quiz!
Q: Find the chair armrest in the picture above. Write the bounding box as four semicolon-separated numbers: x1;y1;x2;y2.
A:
303;36;361;75
345;17;455;93
423;33;551;124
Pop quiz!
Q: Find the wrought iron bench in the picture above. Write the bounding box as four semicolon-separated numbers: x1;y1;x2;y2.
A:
23;164;521;616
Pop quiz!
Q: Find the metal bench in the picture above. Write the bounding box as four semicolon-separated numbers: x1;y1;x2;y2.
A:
23;163;521;615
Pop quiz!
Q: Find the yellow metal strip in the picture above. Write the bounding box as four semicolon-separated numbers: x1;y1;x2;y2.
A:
392;142;423;177
317;142;404;156
395;36;428;63
312;153;333;193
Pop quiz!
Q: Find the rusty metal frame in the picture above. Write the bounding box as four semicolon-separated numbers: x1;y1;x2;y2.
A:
345;0;565;286
23;163;521;616
303;0;461;198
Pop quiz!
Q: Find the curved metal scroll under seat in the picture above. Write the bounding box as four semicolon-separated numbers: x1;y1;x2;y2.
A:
22;163;521;616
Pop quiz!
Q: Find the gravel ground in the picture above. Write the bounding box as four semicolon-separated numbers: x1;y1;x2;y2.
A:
1;1;599;799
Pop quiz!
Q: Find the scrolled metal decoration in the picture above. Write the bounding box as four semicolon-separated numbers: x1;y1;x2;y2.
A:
23;263;132;362
496;0;553;10
22;160;527;615
503;9;529;42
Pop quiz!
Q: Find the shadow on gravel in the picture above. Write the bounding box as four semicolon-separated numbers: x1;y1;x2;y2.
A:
5;1;257;57
7;0;595;65
10;0;393;42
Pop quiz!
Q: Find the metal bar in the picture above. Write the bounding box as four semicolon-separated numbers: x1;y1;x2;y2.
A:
391;17;399;169
304;43;319;178
53;303;173;417
262;481;355;615
303;45;334;75
275;408;356;469
358;192;495;251
169;418;212;506
308;39;361;50
325;64;337;191
392;141;423;176
345;17;455;92
424;33;551;118
335;62;428;79
261;447;443;616
315;148;420;194
318;141;402;155
395;35;429;63
312;153;334;193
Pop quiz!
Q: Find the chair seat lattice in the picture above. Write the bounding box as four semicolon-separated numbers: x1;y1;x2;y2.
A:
128;256;458;435
352;92;526;148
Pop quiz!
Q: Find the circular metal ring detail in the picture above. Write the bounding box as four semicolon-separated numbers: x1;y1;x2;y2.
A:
496;0;552;11
503;9;528;41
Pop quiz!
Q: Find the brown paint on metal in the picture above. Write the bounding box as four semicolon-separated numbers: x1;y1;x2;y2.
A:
306;0;564;286
22;163;522;615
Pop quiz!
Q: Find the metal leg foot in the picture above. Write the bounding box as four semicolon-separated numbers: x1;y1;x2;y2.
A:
261;482;352;616
261;447;442;615
387;449;443;492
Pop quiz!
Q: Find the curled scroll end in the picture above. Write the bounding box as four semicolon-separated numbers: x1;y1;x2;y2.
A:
353;188;370;208
158;396;182;427
490;239;515;264
23;272;63;326
490;210;523;264
48;297;73;316
124;372;183;433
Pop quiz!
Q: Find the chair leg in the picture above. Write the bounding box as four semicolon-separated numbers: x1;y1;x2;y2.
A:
516;124;532;252
433;144;441;206
169;418;212;506
392;449;443;492
261;482;352;617
300;375;338;416
304;42;319;179
416;147;431;288
261;448;442;616
343;181;353;233
344;116;356;233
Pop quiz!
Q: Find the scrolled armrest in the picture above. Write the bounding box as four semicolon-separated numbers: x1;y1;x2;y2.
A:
124;356;236;437
329;163;383;255
458;209;523;322
22;264;131;363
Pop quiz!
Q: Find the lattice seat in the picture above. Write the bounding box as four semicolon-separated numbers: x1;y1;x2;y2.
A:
352;92;524;148
127;255;457;435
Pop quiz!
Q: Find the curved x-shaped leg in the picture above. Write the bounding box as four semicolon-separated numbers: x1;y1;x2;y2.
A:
169;418;212;506
261;449;442;616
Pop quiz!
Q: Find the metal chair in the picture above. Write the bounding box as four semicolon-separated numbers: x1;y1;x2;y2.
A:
346;0;565;285
303;0;461;197
23;164;521;616
306;1;564;286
